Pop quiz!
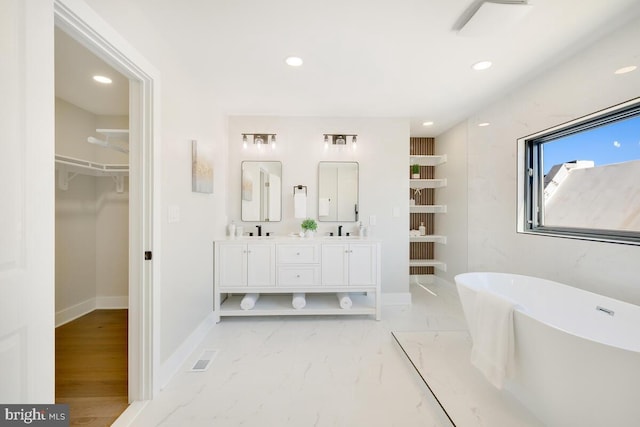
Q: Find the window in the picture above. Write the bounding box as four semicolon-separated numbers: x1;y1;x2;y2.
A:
518;98;640;245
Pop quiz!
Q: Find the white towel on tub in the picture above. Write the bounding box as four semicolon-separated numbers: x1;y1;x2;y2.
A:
469;289;517;389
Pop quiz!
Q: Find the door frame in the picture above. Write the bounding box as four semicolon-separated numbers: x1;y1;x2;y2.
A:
54;0;162;402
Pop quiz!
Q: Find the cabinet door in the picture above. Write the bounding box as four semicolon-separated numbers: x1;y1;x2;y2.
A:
247;244;276;287
321;244;348;286
348;243;377;286
218;244;247;287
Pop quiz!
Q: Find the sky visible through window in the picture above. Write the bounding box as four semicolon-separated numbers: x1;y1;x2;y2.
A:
543;114;640;174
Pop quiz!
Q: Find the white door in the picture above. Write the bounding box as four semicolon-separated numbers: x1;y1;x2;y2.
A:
0;0;55;403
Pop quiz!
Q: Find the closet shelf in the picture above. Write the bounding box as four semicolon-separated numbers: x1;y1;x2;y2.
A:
55;154;128;193
96;129;129;141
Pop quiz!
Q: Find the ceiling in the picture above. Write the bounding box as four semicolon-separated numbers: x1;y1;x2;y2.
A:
55;28;129;116
58;0;640;136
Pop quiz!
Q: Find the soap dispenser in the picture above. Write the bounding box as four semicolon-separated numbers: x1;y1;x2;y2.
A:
228;221;236;237
419;222;426;236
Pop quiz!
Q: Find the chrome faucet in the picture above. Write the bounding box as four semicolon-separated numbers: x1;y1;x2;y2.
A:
256;225;262;236
338;225;343;236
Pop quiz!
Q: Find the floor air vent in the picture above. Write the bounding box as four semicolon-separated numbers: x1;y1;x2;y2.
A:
190;349;218;372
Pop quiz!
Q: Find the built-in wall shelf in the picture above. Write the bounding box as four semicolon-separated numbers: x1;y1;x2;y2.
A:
410;204;447;213
409;259;447;271
410;235;447;244
409;154;447;166
55;154;128;193
410;178;447;189
409;138;445;278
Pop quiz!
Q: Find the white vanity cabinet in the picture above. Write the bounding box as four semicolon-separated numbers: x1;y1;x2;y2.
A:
217;242;276;287
276;243;321;287
213;237;381;321
321;243;378;286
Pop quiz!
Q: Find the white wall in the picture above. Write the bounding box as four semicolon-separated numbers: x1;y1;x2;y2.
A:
82;0;229;366
55;98;129;321
228;116;410;297
435;122;468;284
439;16;640;305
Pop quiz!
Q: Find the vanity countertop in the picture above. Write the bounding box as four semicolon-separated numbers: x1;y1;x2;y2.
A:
214;235;380;243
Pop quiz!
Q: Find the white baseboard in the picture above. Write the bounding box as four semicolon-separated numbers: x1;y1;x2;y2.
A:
382;292;412;306
96;296;128;309
159;311;217;390
55;298;96;327
56;296;129;327
111;400;148;427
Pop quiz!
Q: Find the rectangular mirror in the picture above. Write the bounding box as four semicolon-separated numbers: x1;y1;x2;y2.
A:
241;161;282;221
318;161;359;222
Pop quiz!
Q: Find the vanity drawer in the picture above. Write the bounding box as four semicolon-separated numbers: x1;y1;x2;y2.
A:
277;244;319;264
277;266;320;287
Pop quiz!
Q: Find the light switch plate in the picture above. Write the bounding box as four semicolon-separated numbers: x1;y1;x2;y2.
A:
168;205;180;223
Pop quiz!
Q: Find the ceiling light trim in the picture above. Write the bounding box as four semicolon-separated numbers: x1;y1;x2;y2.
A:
93;75;112;84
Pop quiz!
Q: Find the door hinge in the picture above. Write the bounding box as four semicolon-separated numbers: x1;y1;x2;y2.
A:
144;251;152;260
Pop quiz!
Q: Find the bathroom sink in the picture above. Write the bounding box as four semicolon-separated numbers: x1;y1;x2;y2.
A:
239;235;275;240
322;235;361;240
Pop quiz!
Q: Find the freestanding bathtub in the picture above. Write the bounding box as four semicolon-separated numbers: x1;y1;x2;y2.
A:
455;272;640;427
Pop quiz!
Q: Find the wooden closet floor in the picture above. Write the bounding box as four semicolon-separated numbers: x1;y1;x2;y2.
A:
56;309;128;427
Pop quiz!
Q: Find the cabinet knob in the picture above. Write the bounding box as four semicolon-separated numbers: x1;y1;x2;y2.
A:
296;274;300;278
296;252;300;255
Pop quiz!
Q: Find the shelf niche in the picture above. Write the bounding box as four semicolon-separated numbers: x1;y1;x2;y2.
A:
409;137;447;276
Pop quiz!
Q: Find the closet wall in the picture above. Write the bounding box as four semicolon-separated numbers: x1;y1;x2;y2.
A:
55;98;129;325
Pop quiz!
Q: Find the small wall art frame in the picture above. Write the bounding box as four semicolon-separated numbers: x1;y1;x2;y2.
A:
191;139;213;194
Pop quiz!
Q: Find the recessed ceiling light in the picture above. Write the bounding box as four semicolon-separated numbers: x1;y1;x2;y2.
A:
614;65;637;75
472;61;492;71
422;121;434;127
93;75;112;84
478;122;490;127
285;56;303;67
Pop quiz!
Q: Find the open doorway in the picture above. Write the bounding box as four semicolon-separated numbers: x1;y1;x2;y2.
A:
54;26;130;425
53;0;160;419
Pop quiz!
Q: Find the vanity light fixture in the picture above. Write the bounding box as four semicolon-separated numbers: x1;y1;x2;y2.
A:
242;133;277;150
323;134;358;149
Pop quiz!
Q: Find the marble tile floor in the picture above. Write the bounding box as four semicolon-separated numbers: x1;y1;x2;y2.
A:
120;281;538;427
393;331;543;427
